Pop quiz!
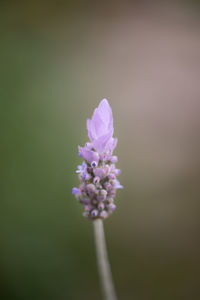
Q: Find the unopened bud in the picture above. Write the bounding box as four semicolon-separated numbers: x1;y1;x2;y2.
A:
91;210;98;217
110;156;118;163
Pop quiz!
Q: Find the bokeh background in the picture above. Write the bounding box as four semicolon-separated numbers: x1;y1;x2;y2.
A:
1;1;200;299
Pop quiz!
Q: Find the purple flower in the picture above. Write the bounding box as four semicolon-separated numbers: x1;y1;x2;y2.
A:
78;146;99;164
72;187;80;195
76;162;87;174
115;180;123;189
91;210;98;217
107;203;116;211
115;169;121;176
110;155;118;163
72;98;123;220
93;168;106;179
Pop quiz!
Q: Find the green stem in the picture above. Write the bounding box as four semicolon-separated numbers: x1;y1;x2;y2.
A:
93;219;117;300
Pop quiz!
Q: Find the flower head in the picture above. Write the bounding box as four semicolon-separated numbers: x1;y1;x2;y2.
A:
72;98;123;220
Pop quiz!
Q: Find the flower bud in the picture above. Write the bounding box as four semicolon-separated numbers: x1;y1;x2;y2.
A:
108;173;116;180
85;205;92;212
108;203;116;211
105;164;110;175
91;210;98;217
82;212;89;218
115;169;121;176
81;198;90;205
97;189;107;201
86;184;96;196
110;156;118;163
93;176;100;184
72;187;80;195
98;203;105;210
93;199;98;205
87;167;93;173
85;142;93;149
91;161;98;168
94;168;106;179
104;182;112;190
110;179;117;186
100;211;108;219
108;188;116;197
106;197;114;204
83;173;91;180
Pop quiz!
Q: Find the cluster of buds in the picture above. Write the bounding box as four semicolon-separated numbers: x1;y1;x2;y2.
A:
72;99;123;220
72;150;122;219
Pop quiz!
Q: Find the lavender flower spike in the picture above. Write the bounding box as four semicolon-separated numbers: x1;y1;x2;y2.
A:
72;98;123;220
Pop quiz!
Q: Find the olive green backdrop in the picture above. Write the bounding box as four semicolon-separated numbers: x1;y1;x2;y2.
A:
1;1;200;300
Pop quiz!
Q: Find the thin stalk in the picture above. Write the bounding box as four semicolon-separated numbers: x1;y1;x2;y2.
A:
93;219;117;300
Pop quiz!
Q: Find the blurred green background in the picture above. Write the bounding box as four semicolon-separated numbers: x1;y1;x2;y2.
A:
1;1;200;299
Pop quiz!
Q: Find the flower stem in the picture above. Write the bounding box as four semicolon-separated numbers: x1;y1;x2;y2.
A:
93;219;117;300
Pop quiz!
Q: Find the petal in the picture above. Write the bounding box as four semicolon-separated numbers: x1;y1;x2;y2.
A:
88;99;114;142
93;109;106;137
105;137;117;153
93;168;106;179
78;146;99;163
97;99;113;129
72;187;80;195
90;109;100;140
115;180;123;189
86;99;115;153
86;119;93;141
92;130;113;153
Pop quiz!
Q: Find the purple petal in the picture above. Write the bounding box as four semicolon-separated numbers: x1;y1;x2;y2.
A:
91;210;98;217
110;155;118;163
87;99;114;144
92;130;113;153
72;187;80;195
93;109;107;138
97;99;113;130
115;180;123;189
115;169;121;176
85;142;93;150
108;203;116;211
87;119;94;141
105;138;118;154
90;109;99;139
76;162;87;174
78;146;99;164
93;168;106;179
100;210;108;218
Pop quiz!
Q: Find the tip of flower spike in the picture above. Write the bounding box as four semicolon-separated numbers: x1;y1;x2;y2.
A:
101;98;109;102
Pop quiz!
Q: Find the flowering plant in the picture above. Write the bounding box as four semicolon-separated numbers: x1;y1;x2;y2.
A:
72;98;123;220
72;99;122;300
